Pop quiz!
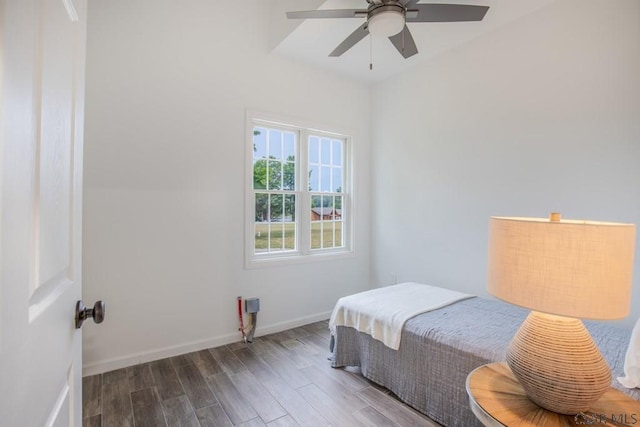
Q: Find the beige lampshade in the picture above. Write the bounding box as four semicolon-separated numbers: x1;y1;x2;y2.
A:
487;214;636;320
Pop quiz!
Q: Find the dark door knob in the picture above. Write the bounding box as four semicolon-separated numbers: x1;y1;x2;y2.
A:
75;300;106;329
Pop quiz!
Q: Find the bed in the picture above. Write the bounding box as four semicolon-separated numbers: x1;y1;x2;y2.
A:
329;285;639;427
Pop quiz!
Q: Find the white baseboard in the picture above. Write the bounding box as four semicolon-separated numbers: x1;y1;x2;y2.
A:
82;310;332;377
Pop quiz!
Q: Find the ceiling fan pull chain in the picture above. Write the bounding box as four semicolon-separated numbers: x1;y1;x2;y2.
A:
402;25;405;54
369;34;373;70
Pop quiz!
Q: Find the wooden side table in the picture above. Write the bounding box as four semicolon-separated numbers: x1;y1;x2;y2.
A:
466;362;640;427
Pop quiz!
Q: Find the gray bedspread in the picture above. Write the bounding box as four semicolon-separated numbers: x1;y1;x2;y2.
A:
330;297;638;427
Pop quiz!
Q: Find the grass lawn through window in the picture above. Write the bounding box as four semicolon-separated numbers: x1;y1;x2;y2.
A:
255;222;343;252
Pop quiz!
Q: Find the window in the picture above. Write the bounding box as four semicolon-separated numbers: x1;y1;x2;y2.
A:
246;113;352;266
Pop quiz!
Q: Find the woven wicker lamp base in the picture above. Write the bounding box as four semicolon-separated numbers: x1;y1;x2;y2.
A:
506;311;612;415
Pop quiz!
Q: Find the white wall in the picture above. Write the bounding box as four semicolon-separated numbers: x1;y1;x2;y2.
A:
370;0;640;327
82;0;371;374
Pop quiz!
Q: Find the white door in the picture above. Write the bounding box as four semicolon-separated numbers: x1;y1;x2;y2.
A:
1;0;88;425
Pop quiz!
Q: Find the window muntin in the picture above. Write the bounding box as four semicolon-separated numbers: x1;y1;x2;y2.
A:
248;116;351;264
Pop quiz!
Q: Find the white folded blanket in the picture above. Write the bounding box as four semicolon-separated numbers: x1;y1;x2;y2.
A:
329;282;473;350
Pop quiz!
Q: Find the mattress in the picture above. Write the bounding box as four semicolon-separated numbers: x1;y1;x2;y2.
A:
330;296;638;427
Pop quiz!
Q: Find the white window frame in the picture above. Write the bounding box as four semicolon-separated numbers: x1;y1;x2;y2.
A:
245;110;354;268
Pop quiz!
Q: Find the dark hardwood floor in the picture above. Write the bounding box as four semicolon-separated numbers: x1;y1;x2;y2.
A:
82;320;441;426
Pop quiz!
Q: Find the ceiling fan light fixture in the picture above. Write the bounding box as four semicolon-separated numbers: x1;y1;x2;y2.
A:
368;8;405;37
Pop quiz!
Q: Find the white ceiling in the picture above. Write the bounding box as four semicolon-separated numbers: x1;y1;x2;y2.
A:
271;0;557;83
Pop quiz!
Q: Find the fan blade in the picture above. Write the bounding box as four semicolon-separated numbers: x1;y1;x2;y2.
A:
287;9;366;19
400;0;420;6
389;25;418;59
329;22;369;57
407;4;489;22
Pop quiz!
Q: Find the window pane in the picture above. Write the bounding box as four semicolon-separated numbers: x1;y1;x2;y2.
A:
335;195;343;211
255;222;268;252
255;193;268;222
320;166;331;192
311;195;321;208
323;222;335;248
253;159;267;190
269;223;284;251
254;192;297;254
311;195;321;223
311;221;322;249
285;194;295;221
309;136;319;163
268;160;282;190
283;161;295;191
332;140;342;166
284;222;295;250
335;221;343;247
332;167;342;192
321;138;331;164
268;130;282;159
284;132;295;161
270;194;283;222
253;127;267;159
309;165;319;192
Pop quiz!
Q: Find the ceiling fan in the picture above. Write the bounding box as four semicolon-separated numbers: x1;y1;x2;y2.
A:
286;0;489;59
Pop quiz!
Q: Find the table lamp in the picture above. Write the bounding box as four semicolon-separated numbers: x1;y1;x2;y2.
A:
487;213;636;415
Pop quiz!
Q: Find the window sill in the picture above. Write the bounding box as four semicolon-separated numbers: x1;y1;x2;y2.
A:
245;248;355;269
